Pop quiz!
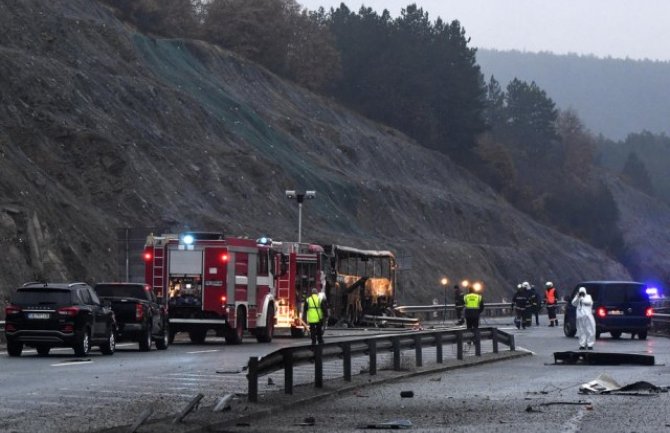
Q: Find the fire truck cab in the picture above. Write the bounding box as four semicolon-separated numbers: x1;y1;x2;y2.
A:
144;232;275;344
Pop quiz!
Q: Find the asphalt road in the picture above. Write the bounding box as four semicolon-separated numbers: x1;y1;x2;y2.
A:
0;327;418;433
2;318;668;433
206;317;670;433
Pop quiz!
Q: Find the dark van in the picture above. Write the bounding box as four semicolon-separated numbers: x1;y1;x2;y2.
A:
563;281;653;340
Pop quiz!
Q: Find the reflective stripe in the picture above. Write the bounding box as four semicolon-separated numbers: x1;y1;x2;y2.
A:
464;293;481;309
306;294;322;323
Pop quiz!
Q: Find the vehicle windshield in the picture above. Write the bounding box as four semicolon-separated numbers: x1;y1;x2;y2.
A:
14;289;72;305
95;284;146;298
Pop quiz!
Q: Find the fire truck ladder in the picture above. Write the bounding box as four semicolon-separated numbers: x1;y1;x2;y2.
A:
152;245;164;294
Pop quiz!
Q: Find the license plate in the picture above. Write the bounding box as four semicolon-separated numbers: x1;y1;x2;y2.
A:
609;310;623;315
27;313;50;319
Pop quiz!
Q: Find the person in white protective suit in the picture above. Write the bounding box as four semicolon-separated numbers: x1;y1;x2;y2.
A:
571;286;596;350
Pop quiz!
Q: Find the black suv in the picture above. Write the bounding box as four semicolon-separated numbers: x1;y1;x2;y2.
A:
563;281;653;340
4;282;117;357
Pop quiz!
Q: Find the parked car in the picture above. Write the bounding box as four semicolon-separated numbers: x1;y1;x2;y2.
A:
4;282;116;357
563;281;653;340
94;283;169;351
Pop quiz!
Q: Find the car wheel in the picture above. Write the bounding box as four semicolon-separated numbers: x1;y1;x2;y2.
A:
36;345;51;356
155;323;169;350
595;330;601;340
610;331;622;339
139;325;152;352
168;328;176;345
638;330;648;340
7;340;23;357
100;330;116;355
74;328;91;357
255;305;275;343
563;320;576;337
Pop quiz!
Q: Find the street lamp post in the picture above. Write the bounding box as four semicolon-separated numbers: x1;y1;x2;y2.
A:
441;277;449;322
285;190;316;243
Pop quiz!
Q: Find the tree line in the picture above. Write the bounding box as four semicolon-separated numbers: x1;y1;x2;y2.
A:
101;0;665;271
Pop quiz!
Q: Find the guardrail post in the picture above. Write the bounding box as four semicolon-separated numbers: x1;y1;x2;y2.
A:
492;328;499;353
283;352;294;395
435;333;443;363
314;345;323;388
392;337;401;371
456;331;463;360
342;342;352;381
368;340;377;375
414;335;423;367
247;357;259;403
474;329;481;356
508;333;516;351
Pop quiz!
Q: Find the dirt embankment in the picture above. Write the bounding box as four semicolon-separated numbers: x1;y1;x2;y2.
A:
0;0;630;309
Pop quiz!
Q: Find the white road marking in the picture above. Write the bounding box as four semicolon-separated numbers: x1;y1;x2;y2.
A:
51;360;93;367
187;349;220;354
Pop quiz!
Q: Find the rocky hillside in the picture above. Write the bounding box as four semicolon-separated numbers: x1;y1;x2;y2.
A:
0;0;630;311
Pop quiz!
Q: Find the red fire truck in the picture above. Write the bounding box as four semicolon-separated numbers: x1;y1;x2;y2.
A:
144;232;277;344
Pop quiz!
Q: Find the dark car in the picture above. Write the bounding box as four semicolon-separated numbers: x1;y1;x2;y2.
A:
4;282;117;357
563;281;653;340
94;283;169;351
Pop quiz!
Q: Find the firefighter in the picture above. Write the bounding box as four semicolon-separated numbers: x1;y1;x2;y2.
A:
453;284;465;325
544;281;559;327
511;284;529;329
525;282;540;326
463;286;484;330
572;286;595;350
302;288;326;345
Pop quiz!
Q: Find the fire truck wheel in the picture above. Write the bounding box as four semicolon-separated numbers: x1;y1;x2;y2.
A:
225;311;245;345
189;329;207;344
255;305;275;343
290;327;305;338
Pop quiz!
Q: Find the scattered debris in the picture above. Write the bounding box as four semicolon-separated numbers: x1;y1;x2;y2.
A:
128;408;153;433
173;393;204;424
554;351;654;366
357;419;412;429
429;377;442;382
267;377;275;386
400;391;414;398
538;401;591;407
579;373;668;395
216;369;241;374
295;416;316;426
525;405;542;413
213;394;234;412
354;391;370;398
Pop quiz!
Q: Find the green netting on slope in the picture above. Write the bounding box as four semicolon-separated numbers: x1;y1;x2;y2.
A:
132;35;305;173
132;35;365;234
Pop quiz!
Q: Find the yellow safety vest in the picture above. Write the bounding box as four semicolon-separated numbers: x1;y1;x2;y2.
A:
464;293;482;309
306;294;323;324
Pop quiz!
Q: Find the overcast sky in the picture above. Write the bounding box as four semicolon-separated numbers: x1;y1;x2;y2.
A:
298;0;670;62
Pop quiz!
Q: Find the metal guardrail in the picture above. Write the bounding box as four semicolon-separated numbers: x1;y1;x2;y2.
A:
0;320;4;333
246;326;515;402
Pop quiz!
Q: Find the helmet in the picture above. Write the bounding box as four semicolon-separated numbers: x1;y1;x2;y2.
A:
522;281;531;289
545;281;553;288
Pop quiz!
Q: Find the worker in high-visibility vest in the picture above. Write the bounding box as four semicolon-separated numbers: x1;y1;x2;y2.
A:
463;286;485;330
302;288;326;345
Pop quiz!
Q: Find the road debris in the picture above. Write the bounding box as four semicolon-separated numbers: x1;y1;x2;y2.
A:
579;373;668;395
213;394;234;412
128;408;153;433
173;393;204;423
357;419;412;429
554;351;654;366
295;416;316;426
400;391;414;398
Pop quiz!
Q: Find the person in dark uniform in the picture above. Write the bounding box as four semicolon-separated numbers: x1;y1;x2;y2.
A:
512;284;529;329
454;284;465;325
